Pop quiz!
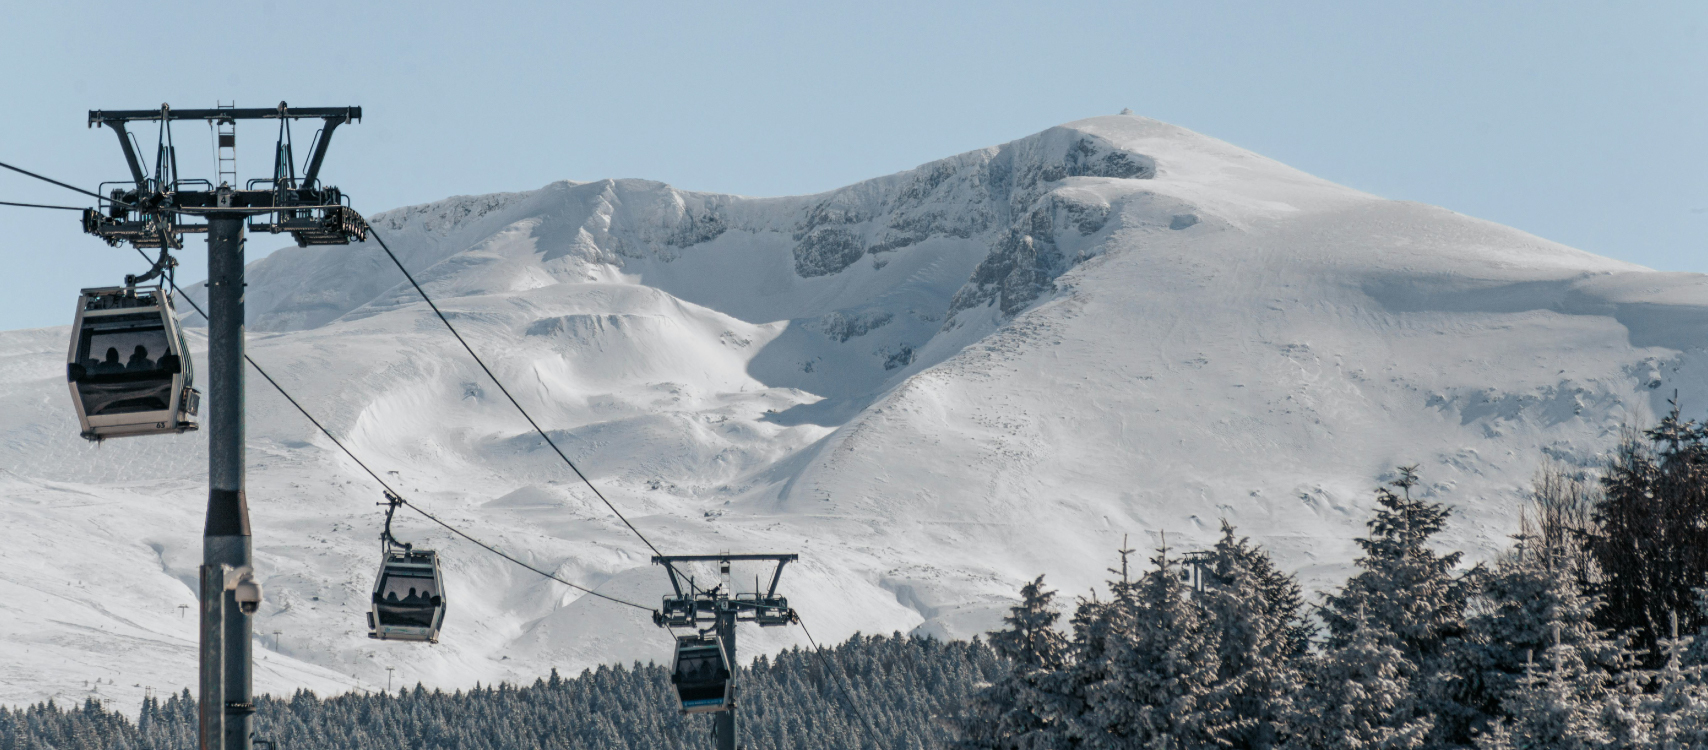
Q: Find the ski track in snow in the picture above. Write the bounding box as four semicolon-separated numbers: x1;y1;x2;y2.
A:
2;114;1705;711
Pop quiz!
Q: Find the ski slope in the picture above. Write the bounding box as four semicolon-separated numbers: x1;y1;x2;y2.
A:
3;114;1706;710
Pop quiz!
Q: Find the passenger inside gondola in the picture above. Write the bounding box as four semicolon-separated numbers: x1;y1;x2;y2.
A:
377;572;440;628
680;648;722;685
382;587;431;604
96;347;123;374
126;345;154;371
674;643;727;709
75;327;176;415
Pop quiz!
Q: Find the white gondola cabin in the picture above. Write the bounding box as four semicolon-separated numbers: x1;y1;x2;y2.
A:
367;549;446;643
671;634;733;714
66;285;199;441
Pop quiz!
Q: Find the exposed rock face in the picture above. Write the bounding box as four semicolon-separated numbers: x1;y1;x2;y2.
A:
1059;136;1156;180
664;203;729;248
181;121;1181;401
815;310;894;343
947;191;1120;317
787;129;1153;281
793;226;868;278
201;123;1162;344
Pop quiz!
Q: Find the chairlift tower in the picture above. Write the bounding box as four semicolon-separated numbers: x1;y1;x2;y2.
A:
82;102;366;750
652;553;799;750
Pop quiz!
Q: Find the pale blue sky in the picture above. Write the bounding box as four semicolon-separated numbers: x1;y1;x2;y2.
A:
1;1;1702;330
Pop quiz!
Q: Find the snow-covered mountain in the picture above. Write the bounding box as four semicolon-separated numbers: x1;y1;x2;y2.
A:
4;114;1707;710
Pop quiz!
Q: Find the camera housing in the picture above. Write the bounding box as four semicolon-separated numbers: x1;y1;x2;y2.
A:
226;566;263;615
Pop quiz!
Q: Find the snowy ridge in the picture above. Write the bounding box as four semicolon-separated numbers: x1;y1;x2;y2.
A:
2;114;1706;710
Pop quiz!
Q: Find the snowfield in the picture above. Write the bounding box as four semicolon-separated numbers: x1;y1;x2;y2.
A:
2;114;1705;710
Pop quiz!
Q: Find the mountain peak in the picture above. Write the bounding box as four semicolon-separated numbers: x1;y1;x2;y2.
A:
0;115;1699;707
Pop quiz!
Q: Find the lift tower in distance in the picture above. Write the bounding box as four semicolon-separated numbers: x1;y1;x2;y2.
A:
82;103;366;750
653;553;800;750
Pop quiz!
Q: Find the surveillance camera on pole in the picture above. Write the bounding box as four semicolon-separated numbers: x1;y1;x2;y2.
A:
226;566;262;615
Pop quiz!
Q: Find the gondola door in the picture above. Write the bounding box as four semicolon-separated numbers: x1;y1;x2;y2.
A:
66;285;199;440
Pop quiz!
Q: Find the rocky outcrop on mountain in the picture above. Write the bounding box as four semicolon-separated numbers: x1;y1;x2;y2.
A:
787;130;1155;286
196;121;1166;344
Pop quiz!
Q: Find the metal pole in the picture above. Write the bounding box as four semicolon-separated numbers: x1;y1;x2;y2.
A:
715;604;736;750
199;564;225;750
205;205;253;750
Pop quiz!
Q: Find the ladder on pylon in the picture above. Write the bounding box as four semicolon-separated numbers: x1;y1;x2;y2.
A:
215;102;237;188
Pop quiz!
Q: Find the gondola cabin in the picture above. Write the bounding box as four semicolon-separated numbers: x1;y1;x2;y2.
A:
670;634;733;714
368;549;445;642
66;286;199;441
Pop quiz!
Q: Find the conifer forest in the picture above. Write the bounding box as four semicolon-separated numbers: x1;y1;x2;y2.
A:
14;411;1708;749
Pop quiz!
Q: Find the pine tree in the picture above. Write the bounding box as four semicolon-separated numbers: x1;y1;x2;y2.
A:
1459;532;1625;738
953;576;1070;749
990;577;1071;675
1588;406;1708;664
1634;614;1708;749
1194;522;1307;749
0;632;1008;750
1319;467;1475;747
1482;629;1609;750
1287;606;1432;750
1070;544;1226;749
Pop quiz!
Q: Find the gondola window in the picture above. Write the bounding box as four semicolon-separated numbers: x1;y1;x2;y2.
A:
73;315;176;414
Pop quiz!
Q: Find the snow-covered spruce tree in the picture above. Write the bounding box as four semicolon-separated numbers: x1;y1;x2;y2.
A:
1052;589;1114;747
1475;630;1611;750
1317;467;1477;748
1632;614;1708;749
953;575;1072;750
1457;532;1626;739
1068;544;1228;749
1594;655;1653;750
1284;605;1432;750
1194;522;1308;750
1589;407;1708;665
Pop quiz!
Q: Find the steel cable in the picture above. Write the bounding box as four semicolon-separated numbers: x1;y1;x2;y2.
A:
363;226;670;561
144;248;655;614
794;614;882;738
0;200;87;211
0;159;135;208
0;162;667;616
9;151;872;723
137;220;855;720
367;224;868;683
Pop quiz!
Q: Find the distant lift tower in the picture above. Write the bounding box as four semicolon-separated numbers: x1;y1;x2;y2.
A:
653;554;799;750
82;102;366;750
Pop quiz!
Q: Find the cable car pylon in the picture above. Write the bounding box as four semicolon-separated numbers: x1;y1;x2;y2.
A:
80;101;366;750
652;553;799;750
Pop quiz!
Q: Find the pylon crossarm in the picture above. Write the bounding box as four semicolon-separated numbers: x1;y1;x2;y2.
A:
84;103;365;251
89;106;361;124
